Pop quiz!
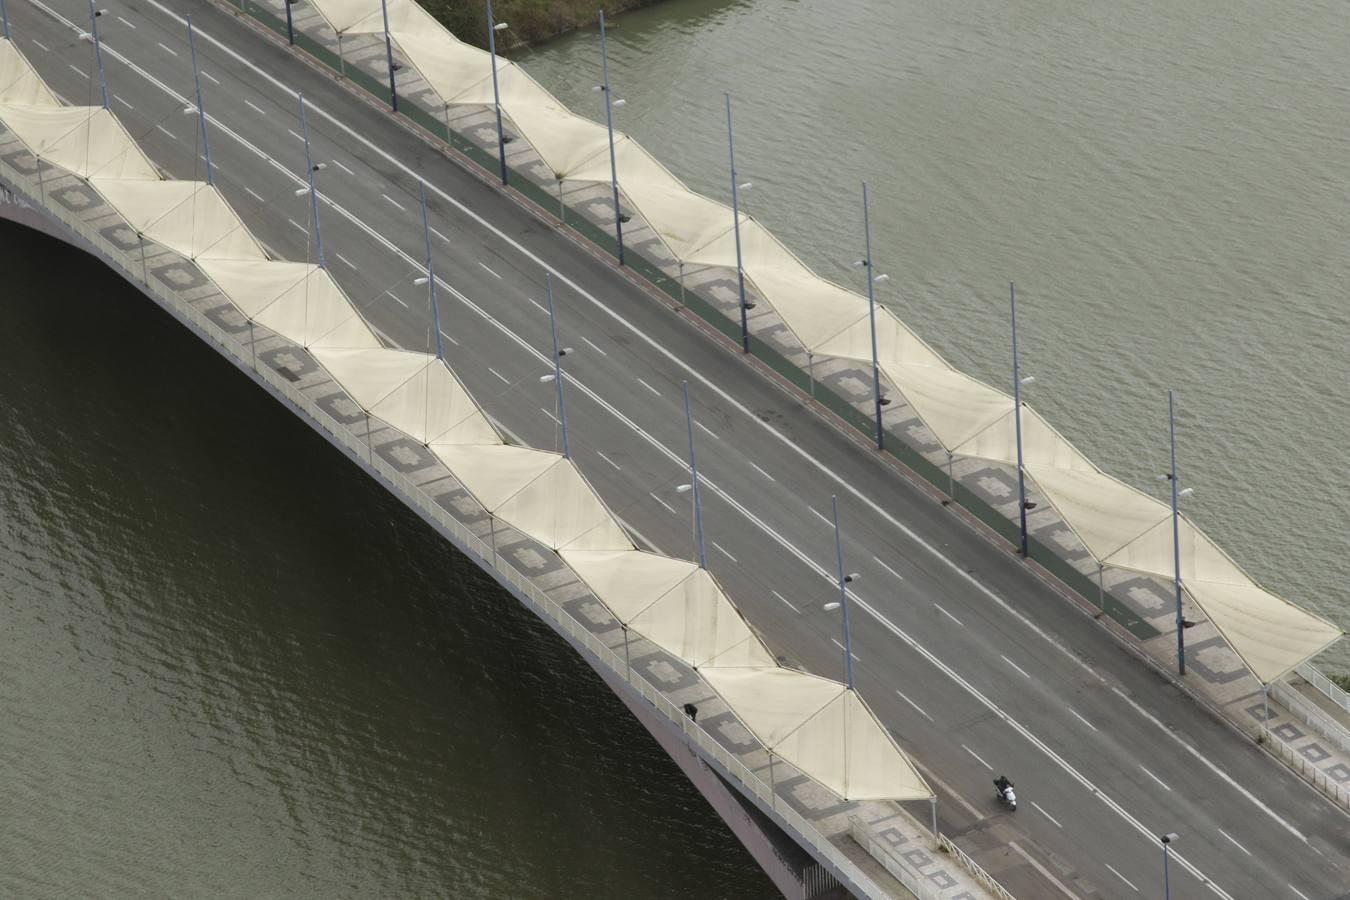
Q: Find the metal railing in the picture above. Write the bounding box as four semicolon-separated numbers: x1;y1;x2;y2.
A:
848;817;1018;900
1260;726;1350;812
1269;680;1350;756
0;157;908;899
1296;663;1350;716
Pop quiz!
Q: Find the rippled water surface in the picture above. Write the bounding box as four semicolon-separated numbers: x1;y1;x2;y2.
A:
0;223;770;898
520;0;1350;667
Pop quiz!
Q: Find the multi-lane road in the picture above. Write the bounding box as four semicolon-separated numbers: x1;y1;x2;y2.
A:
9;0;1350;896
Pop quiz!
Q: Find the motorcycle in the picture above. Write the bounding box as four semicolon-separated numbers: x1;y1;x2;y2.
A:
995;780;1017;811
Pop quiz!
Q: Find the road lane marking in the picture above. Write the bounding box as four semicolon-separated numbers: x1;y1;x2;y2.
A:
582;336;607;356
487;366;509;384
872;555;903;580
1032;801;1062;828
113;94;133;110
830;638;860;661
524;297;548;315
1288;884;1312;900
1009;842;1083;900
934;603;964;626
439;330;459;346
154;124;176;140
244;187;265;203
67;63;84;76
156;41;177;56
1069;709;1097;731
1219;829;1251;856
1001;655;1031;678
200;69;219;84
286;217;307;234
31;39;50;51
895;689;932;721
116;15;136;28
539;406;558;424
1105;864;1138;892
649;492;677;516
809;506;831;527
771;590;798;613
636;378;662;397
386;292;409;309
334;252;358;270
595;450;620;470
333;158;355;175
76;15;1251;891
244;99;266;115
1138;765;1171;791
696;421;720;440
477;261;501;278
961;744;992;771
286;128;304;142
750;461;775;481
429;225;449;242
712;541;737;563
381;192;406;211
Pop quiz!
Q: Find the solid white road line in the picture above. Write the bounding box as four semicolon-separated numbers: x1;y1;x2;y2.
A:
429;225;449;242
113;94;133;109
649;492;677;516
872;555;904;581
199;70;219;85
1009;842;1083;900
1032;801;1063;828
286;128;304;142
539;406;558;424
244;187;265;203
596;450;621;470
1219;829;1252;856
155;124;176;139
478;261;501;278
750;461;775;481
487;366;509;385
961;744;993;771
712;541;737;563
286;217;306;234
1138;765;1172;791
581;336;608;356
65;13;1251;891
116;15;136;29
1288;883;1313;900
66;63;83;76
895;689;933;721
1001;655;1032;678
809;506;831;527
244;99;266;115
934;603;964;626
386;292;409;309
636;378;662;397
333;158;355;175
381;193;406;211
156;41;177;56
1069;709;1097;731
31;39;50;51
696;420;719;440
771;590;799;613
1104;863;1139;892
526;297;548;315
334;252;358;271
439;330;459;347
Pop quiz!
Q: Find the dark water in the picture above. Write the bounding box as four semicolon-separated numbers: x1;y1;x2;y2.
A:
0;222;771;898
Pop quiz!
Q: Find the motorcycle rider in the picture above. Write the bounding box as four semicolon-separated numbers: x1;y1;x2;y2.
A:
994;775;1013;799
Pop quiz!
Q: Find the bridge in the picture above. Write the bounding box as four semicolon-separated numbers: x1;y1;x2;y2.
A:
2;1;1349;897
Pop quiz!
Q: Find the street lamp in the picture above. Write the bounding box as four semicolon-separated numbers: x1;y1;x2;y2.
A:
595;10;627;265
1009;281;1037;557
1158;389;1193;676
1160;832;1179;899
826;496;857;688
486;1;509;184
856;182;890;451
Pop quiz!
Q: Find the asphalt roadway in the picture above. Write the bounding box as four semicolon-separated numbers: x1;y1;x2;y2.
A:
10;0;1350;896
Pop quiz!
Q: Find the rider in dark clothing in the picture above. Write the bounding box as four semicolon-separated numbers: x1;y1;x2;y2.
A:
994;775;1013;795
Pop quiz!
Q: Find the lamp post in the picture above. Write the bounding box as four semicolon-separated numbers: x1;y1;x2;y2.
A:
283;0;294;44
596;10;625;265
823;495;858;689
726;93;750;353
678;381;708;569
379;0;397;112
486;1;509;185
541;274;571;459
88;2;108;110
186;16;213;186
1164;390;1192;676
858;181;888;451
1010;281;1032;557
1160;832;1179;899
296;94;326;269
2;0;11;41
418;180;444;361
